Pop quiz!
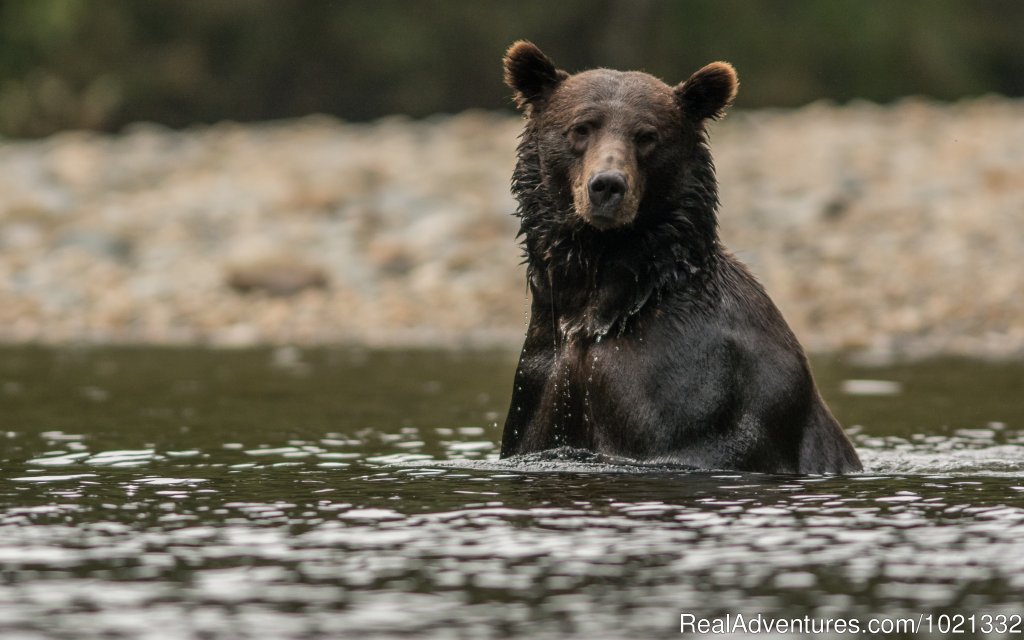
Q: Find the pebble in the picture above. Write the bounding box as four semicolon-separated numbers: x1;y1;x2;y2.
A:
0;100;1021;358
226;255;328;296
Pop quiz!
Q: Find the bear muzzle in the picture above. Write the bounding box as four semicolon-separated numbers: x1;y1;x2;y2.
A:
588;170;627;208
582;169;638;229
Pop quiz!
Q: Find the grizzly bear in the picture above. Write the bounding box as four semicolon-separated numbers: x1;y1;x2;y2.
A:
499;41;862;474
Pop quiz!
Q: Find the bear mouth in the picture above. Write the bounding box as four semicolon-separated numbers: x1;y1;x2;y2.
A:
576;197;641;230
588;205;627;229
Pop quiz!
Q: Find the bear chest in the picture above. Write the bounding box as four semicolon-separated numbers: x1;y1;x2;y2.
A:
536;324;736;453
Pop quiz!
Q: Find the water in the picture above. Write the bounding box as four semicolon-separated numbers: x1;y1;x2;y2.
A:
2;347;1024;639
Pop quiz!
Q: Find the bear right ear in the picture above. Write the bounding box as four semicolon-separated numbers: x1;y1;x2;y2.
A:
503;41;566;111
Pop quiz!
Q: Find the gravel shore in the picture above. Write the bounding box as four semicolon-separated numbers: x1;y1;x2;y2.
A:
1;98;1022;359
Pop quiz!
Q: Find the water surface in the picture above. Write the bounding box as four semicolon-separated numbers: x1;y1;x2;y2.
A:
2;347;1023;639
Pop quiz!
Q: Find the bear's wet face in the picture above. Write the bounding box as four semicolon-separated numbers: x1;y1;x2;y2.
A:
503;41;738;231
550;70;675;229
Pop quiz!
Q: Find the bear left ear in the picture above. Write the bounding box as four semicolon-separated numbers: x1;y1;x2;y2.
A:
674;62;739;122
504;41;567;111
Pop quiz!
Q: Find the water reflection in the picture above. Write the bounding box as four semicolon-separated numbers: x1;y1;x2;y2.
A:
1;347;1023;638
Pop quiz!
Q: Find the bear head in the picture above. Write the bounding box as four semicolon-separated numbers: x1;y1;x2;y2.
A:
504;40;738;231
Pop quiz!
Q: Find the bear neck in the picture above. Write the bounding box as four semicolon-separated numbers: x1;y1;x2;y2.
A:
513;134;724;341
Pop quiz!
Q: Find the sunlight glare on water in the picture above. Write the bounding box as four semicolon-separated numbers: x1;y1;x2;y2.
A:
1;347;1023;639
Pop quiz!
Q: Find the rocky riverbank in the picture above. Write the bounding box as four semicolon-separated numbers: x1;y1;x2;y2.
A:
1;98;1022;359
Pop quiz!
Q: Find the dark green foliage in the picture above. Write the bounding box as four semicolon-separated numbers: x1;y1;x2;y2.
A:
0;0;1021;137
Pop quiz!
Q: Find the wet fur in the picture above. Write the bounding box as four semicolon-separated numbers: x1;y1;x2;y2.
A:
500;42;862;474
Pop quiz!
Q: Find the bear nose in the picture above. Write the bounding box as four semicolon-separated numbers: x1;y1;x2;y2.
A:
588;171;627;208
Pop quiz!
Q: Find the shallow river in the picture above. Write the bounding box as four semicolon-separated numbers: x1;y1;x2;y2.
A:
2;347;1023;639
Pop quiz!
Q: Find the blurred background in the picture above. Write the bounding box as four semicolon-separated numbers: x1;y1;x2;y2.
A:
1;0;1022;357
2;0;1024;136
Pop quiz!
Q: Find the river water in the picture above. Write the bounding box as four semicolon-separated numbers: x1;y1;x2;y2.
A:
2;347;1023;639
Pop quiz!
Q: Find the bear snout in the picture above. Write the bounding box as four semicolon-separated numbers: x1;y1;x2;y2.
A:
580;169;640;229
588;171;628;209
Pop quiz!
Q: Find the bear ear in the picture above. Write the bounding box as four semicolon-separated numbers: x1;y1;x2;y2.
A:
674;62;739;122
503;41;567;111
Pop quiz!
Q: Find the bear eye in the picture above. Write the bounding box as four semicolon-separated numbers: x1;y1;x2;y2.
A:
635;130;659;147
570;122;593;138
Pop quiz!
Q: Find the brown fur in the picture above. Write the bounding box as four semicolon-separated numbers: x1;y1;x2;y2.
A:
674;62;739;121
499;42;862;474
504;43;738;230
503;41;568;112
